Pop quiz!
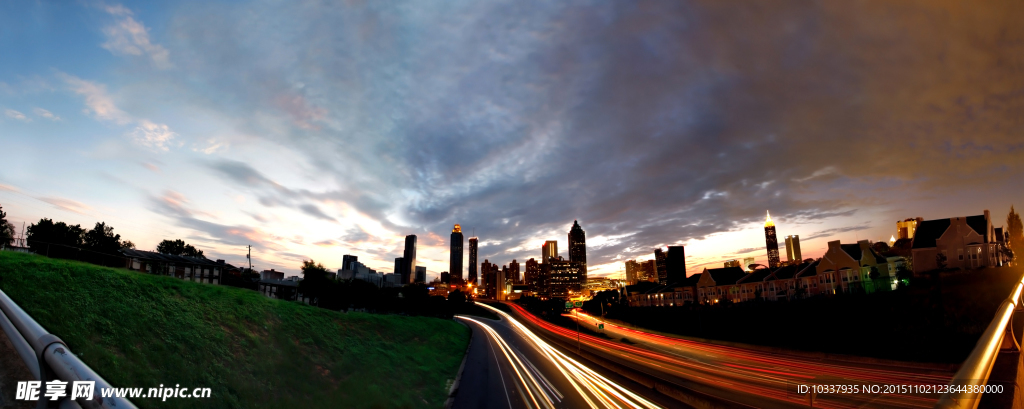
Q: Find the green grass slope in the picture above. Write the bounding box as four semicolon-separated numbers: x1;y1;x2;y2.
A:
0;252;469;408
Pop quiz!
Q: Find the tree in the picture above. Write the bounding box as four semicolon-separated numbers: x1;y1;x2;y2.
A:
1009;206;1023;255
0;204;14;248
447;289;467;304
121;240;136;249
83;222;123;253
26;218;85;258
298;259;331;307
872;242;890;254
156;239;205;258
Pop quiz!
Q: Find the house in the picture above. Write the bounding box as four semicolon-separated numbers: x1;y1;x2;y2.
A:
121;248;223;284
735;268;773;302
696;267;747;304
816;240;891;293
911;210;1001;274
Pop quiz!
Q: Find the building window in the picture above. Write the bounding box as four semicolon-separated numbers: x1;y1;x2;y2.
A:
958;249;964;261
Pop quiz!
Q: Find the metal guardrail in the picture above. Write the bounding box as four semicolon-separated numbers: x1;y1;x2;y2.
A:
936;272;1024;408
0;288;138;409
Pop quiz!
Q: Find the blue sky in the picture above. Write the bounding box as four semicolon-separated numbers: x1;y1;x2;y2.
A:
2;0;1022;280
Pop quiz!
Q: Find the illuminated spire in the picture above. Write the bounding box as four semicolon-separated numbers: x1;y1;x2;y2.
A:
764;210;775;228
889;235;896;244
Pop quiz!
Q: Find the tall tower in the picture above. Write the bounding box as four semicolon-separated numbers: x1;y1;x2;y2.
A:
568;220;587;277
450;224;464;282
666;246;686;283
542;240;558;264
653;248;667;285
785;235;802;264
764;211;781;268
468;236;479;286
509;259;520;283
403;235;417;284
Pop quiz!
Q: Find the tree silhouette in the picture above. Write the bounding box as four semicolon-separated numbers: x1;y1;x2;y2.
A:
156;239;205;258
0;204;13;247
26;218;85;258
298;259;331;306
1008;206;1023;256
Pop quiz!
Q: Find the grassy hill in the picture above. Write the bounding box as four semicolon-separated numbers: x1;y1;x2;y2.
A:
0;252;469;408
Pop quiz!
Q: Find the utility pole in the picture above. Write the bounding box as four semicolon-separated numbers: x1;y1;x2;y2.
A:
247;245;252;271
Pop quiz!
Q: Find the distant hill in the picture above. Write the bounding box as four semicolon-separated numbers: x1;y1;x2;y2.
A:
0;251;468;408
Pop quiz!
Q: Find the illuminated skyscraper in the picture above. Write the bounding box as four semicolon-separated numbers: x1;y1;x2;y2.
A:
896;217;923;240
568;220;587;276
764;211;781;268
624;260;641;285
785;235;802;264
542;240;558;263
403;235;417;284
468;237;479;285
509;259;520;283
450;224;464;282
653;248;667;285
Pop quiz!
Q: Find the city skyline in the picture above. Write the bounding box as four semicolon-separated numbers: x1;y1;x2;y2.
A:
1;1;1022;281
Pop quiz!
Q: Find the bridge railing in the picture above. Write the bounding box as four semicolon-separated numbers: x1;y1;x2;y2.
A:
0;288;137;409
936;271;1024;409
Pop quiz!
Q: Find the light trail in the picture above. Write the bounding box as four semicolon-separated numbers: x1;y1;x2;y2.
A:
502;302;953;408
461;304;663;409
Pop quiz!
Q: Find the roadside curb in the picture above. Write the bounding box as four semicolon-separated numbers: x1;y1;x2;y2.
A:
443;319;473;409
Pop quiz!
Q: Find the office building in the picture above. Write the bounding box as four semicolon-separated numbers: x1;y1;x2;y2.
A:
548;257;584;299
394;257;403;278
666;246;686;284
742;257;755;271
654;248;668;285
625;260;641;285
641;259;657;282
482;259;496;299
496;266;506;301
342;255;358;271
509;259;520;283
525;258;541;291
785;235;802;264
468;236;479;286
764;211;781;268
415;266;426;283
440;271;450;284
568;220;587;276
450;224;464;282
403;235;417;284
897;217;924;240
542;240;558;263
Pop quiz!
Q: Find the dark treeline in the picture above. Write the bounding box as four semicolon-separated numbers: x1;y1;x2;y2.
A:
296;259;480;319
25;219;134;267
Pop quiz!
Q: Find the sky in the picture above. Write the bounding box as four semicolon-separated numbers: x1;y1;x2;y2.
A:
1;0;1023;281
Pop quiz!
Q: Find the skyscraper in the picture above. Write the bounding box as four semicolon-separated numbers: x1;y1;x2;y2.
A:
654;248;667;285
468;236;479;285
641;260;657;282
415;266;426;283
785;235;802;264
450;224;464;282
666;246;686;284
568;220;587;276
624;260;640;285
342;255;358;271
394;257;403;277
897;217;924;240
509;259;520;283
525;258;541;291
542;240;558;263
403;235;417;284
764;211;781;268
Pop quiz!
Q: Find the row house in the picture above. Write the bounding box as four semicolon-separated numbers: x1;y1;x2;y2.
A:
735;268;773;302
911;210;1002;274
696;267;747;304
765;262;812;301
121;248;223;285
627;274;702;307
816;240;894;294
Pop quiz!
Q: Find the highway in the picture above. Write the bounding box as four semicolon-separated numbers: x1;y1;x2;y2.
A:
451;304;674;409
501;302;956;408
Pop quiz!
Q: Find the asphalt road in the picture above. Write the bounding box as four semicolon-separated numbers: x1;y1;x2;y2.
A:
451;306;682;409
503;303;957;409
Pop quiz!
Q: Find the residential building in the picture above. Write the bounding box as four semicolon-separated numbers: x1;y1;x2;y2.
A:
468;236;479;285
403;235;417;284
764;211;781;268
735;267;773;302
568;220;587;276
628;273;702;307
415;266;426;283
122;248;224;285
260;269;284;281
911;211;1001;274
450;224;464;282
785;235;801;264
542;240;558;263
817;240;893;293
696;267;747;304
765;262;808;301
897;217;924;240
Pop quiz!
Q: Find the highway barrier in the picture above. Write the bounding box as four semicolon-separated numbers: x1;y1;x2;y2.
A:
937;270;1024;409
0;288;138;409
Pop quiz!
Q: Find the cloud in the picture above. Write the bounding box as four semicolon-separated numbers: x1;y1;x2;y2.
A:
803;225;874;241
4;109;30;122
39;197;93;215
100;5;171;69
61;73;177;151
298;204;335;222
0;184;20;192
31;108;61;121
